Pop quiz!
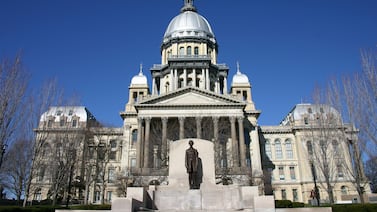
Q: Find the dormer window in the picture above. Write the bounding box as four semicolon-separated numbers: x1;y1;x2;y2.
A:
68;110;73;116
308;108;312;113
47;120;53;128
56;110;62;116
60;118;65;127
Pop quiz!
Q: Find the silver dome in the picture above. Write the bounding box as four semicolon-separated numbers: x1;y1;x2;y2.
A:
232;63;250;85
131;65;148;86
163;10;216;44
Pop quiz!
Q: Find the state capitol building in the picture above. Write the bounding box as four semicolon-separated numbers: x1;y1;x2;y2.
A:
31;0;370;205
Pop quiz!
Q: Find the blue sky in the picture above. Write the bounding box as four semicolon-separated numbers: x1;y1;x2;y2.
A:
1;0;376;127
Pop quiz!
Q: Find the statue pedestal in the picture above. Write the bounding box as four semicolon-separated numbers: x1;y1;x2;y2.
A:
121;139;275;211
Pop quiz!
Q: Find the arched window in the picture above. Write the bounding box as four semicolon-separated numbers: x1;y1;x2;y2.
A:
179;47;185;55
194;47;199;55
132;129;138;145
285;139;293;159
265;140;272;159
341;185;348;195
187;46;192;55
275;139;282;159
165;82;170;93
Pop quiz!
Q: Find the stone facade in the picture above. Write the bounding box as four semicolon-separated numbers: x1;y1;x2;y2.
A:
30;0;370;206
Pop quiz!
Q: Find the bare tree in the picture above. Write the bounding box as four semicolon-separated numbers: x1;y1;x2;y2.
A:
0;138;33;203
365;157;377;193
22;79;65;207
321;47;377;203
79;125;122;205
47;130;84;206
303;107;341;204
0;53;29;169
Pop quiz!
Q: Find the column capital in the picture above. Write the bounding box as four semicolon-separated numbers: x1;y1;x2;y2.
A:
229;116;237;123
161;116;168;123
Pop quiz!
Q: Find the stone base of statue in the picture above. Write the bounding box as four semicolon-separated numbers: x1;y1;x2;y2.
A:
119;139;275;212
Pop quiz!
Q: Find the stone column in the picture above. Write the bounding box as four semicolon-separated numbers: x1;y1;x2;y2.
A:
196;116;202;139
179;117;185;140
152;77;156;95
201;68;205;89
174;69;178;89
170;69;174;91
213;116;220;169
193;69;197;87
238;117;247;168
206;68;210;90
161;117;168;164
183;68;187;87
230;116;239;167
223;77;228;94
136;118;143;168
143;117;151;168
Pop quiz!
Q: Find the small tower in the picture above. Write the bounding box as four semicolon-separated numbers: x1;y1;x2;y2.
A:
125;64;150;112
230;62;255;111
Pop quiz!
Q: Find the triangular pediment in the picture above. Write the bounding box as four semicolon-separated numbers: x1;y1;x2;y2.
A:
137;87;244;106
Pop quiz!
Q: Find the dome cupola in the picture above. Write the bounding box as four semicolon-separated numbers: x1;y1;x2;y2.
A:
130;64;148;86
163;0;216;45
232;62;250;85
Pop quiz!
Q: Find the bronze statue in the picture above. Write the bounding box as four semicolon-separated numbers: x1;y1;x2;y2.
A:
185;140;199;189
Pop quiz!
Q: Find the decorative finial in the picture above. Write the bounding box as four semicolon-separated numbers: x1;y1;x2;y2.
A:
237;61;241;74
181;0;197;12
139;63;143;75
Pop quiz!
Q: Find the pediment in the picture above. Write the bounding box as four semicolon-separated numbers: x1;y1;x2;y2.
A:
138;87;243;106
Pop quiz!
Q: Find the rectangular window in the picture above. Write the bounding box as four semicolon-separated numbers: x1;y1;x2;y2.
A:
72;119;77;127
275;142;283;159
290;166;296;180
47;120;53;128
108;168;115;183
94;191;101;202
337;164;344;178
285;142;293;159
109;151;116;160
279;166;285;180
293;189;298;202
281;189;287;200
60;119;65;127
110;140;117;148
107;191;112;203
131;158;136;167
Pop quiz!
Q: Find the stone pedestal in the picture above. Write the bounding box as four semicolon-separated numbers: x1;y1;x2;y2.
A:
118;139;276;211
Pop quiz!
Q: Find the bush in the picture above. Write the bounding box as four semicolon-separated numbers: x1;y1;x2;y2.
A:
275;200;293;208
332;204;377;212
70;204;111;210
0;205;64;212
292;202;305;208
